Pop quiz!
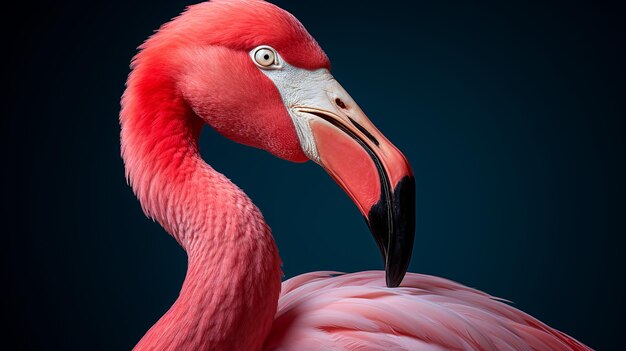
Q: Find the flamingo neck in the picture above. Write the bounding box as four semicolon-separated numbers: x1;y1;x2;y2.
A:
121;73;282;351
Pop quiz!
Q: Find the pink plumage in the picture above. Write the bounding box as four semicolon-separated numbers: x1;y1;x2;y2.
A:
266;271;591;350
120;1;593;350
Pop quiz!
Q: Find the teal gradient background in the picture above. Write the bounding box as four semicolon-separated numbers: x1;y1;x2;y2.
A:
4;1;624;350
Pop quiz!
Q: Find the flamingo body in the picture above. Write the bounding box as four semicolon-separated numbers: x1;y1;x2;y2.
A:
267;271;590;351
120;1;593;350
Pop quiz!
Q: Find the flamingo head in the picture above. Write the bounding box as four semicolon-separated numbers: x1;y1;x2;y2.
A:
139;0;415;287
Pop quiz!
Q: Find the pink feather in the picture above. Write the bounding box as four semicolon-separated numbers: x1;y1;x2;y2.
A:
265;271;592;351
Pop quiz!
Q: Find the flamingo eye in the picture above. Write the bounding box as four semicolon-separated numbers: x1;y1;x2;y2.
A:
253;46;278;68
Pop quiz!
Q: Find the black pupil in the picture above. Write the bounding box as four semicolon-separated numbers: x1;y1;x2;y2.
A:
264;54;270;60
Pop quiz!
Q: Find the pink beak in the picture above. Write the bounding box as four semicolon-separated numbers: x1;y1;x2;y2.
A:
294;85;415;288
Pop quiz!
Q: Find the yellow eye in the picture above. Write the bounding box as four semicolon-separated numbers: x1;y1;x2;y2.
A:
254;47;277;67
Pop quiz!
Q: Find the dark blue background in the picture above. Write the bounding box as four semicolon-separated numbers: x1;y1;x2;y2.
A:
4;1;624;350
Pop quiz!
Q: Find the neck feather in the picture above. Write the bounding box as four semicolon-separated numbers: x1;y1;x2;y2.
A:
121;69;282;351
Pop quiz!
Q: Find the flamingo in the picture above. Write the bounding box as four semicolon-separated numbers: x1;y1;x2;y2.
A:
120;1;592;350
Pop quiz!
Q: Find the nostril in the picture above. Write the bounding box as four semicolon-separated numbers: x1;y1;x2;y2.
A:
335;98;347;109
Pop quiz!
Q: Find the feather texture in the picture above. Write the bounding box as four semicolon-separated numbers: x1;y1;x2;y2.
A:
265;271;591;351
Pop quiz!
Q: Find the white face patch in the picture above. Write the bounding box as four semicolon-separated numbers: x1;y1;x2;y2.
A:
250;46;341;163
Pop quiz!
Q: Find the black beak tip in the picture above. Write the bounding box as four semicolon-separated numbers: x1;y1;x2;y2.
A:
367;175;416;288
385;266;406;288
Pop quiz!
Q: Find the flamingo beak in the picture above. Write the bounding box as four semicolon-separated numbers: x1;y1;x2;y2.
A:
256;57;415;287
290;79;415;288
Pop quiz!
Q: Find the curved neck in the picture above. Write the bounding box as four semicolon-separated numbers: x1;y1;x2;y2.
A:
121;71;282;350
